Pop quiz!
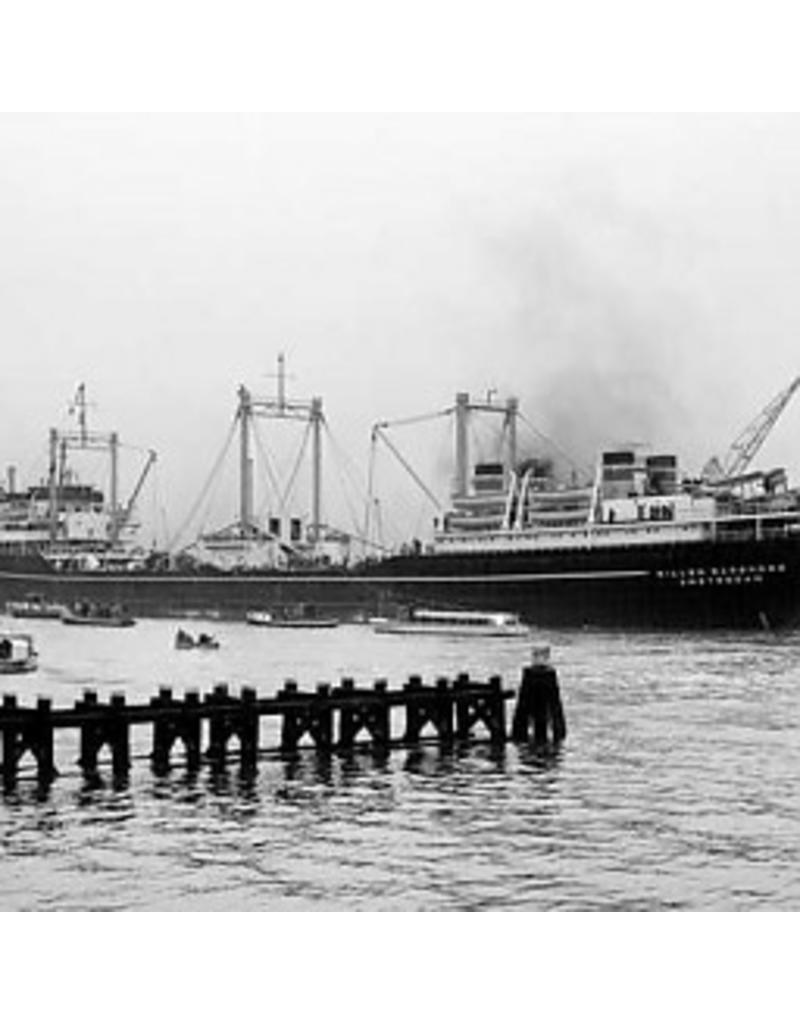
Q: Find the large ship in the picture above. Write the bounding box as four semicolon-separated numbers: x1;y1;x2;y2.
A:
2;370;800;629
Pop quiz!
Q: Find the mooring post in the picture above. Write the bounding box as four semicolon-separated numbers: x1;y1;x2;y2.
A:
454;672;471;741
487;675;507;744
78;690;101;776
279;680;300;753
2;694;20;789
511;646;566;747
372;679;390;748
313;683;333;752
35;697;56;786
338;678;357;749
206;684;231;767
183;691;202;772
151;687;174;775
434;677;454;745
403;675;424;744
239;686;259;774
109;693;130;778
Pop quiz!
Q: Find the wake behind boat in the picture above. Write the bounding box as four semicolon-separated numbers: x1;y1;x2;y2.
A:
372;608;530;637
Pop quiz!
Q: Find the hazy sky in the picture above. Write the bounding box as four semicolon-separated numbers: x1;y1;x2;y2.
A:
3;114;800;546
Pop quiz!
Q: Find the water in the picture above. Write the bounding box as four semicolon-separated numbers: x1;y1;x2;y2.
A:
1;616;799;910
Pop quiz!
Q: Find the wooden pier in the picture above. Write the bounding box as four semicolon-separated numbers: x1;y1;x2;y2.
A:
1;672;521;790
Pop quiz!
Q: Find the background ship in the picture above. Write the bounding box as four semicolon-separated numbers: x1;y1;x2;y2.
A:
2;365;800;628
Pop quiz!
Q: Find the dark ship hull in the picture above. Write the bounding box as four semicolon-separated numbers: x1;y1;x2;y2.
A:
2;531;800;629
369;534;800;629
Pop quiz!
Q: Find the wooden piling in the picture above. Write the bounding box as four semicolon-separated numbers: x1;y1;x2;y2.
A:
511;662;566;747
487;675;507;744
183;691;202;772
371;680;390;748
206;684;231;768
312;684;333;752
239;687;259;773
109;693;130;778
403;675;425;744
2;694;20;789
279;680;302;753
337;677;359;749
434;677;454;746
151;687;175;775
34;697;56;786
78;690;101;777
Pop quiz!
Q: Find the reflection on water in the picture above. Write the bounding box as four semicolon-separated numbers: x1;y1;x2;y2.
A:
2;620;800;909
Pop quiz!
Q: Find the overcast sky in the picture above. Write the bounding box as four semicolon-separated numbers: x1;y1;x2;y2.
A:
2;114;800;546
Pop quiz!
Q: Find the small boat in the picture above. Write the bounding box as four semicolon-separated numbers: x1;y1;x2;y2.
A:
175;628;220;650
372;608;530;637
0;632;38;673
246;608;339;629
6;593;67;619
61;602;136;627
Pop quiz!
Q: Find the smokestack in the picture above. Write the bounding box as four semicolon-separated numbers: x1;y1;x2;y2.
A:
7;465;16;495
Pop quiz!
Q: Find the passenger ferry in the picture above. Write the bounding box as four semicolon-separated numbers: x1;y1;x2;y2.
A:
372;608;530;637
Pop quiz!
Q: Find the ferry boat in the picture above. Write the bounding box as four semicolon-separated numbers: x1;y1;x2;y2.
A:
6;593;67;619
372;608;530;637
1;371;800;629
246;608;340;629
61;602;136;627
0;632;38;674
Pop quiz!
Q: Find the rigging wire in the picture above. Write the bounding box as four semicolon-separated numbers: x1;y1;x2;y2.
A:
276;419;312;515
373;427;443;512
323;421;370;542
166;411;239;551
251;417;296;520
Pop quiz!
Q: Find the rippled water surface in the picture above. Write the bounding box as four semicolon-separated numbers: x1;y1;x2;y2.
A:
1;616;799;910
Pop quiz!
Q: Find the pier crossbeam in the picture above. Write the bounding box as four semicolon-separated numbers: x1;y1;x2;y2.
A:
1;674;520;787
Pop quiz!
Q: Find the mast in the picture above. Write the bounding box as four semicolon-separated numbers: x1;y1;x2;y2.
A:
505;396;518;480
311;395;323;543
454;391;470;498
238;384;253;533
74;382;88;446
277;352;287;413
58;438;68;489
48;428;58;542
46;384;155;551
234;355;323;546
109;431;119;544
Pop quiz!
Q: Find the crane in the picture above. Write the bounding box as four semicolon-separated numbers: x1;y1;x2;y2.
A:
703;374;800;482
